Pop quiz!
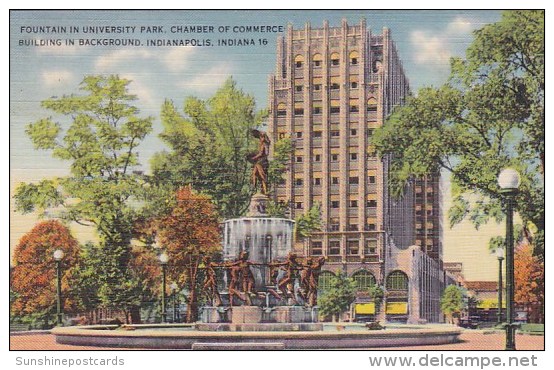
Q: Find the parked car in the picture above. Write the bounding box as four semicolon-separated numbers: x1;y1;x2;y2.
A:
458;316;480;329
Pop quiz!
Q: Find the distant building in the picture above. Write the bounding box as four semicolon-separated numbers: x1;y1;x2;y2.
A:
267;19;444;323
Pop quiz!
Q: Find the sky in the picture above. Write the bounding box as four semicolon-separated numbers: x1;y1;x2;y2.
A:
9;10;507;280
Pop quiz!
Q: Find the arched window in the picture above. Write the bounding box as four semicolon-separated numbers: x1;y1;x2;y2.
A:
294;55;304;68
313;53;323;67
367;97;377;112
318;271;335;292
352;270;376;291
276;102;287;117
386;270;408;291
330;52;340;66
349;51;359;65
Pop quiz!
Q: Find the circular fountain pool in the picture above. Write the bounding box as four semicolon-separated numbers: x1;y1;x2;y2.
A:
52;323;461;350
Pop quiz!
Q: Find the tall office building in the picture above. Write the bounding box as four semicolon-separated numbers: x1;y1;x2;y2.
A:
267;20;444;323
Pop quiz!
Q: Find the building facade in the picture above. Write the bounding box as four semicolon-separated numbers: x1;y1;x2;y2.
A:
267;20;444;323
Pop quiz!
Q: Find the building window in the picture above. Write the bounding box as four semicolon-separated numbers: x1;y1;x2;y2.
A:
330;131;340;138
313;131;322;138
314;154;321;162
349;51;359;66
349;176;359;184
328;240;341;255
330;106;340;114
351;81;358;89
295;131;303;138
364;239;378;255
313;53;322;68
331;58;340;66
332;177;339;185
350;153;358;161
330;218;340;231
295;202;303;209
318;271;335;292
352;270;376;291
347;240;359;255
295;85;303;92
348;224;358;231
368;175;376;184
311;241;323;256
350;200;358;207
331;154;339;162
313;178;321;185
277;103;286;116
295;178;303;186
367;128;374;136
366;200;377;208
350;105;359;113
313;106;322;114
331;200;340;208
386;271;409;291
366;223;376;231
331;83;340;90
296;156;303;163
295;54;304;68
313;84;322;91
351;129;357;136
294;108;304;116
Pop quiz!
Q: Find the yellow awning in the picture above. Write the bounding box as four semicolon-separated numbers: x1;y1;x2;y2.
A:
386;302;408;314
477;299;505;309
355;303;375;315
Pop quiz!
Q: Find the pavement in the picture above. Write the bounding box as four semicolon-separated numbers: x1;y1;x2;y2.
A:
9;330;544;351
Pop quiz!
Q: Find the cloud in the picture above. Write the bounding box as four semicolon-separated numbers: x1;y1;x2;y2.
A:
163;47;195;72
410;17;478;67
120;73;155;105
177;62;234;93
410;31;451;65
41;69;75;87
95;49;154;71
447;17;474;34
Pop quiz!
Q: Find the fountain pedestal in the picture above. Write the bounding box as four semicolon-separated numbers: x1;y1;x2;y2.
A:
230;306;263;324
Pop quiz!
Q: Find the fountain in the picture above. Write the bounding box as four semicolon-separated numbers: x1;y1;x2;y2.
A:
51;128;462;349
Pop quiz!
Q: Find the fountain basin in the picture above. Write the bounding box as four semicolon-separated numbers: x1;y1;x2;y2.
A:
52;324;461;350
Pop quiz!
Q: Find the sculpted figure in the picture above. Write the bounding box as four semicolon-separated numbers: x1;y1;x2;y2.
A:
246;129;270;195
225;250;256;306
270;252;303;305
202;256;222;307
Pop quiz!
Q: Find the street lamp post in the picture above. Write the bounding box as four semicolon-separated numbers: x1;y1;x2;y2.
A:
170;282;178;323
498;168;520;351
496;247;505;325
53;249;64;326
159;252;169;323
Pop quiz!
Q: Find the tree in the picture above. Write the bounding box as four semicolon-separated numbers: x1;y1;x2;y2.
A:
147;187;221;323
368;285;385;313
440;285;465;324
13;75;154;321
372;11;544;254
10;221;80;326
151;78;266;219
514;240;544;322
295;203;323;254
318;271;357;322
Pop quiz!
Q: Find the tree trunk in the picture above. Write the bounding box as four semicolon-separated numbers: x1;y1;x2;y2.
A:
129;306;142;324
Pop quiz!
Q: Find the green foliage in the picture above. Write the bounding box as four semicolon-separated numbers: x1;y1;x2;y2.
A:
267;137;293;193
151;78;266;219
266;199;289;218
373;11;544;253
13;75;153;316
368;285;385;310
295;203;323;241
318;271;357;321
440;285;465;317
